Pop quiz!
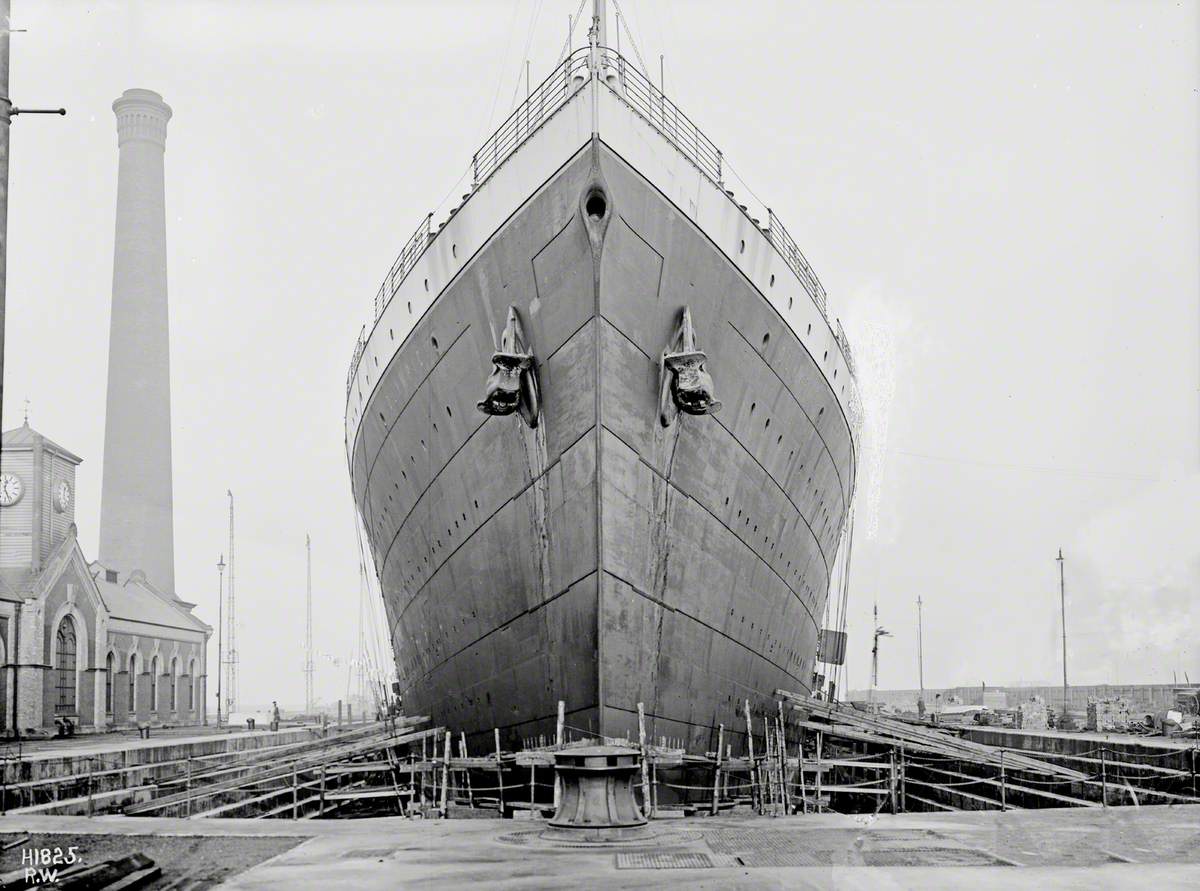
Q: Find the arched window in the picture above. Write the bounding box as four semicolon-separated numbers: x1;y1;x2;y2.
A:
151;656;159;710
170;657;178;710
55;616;78;713
105;652;115;713
129;654;137;711
188;659;196;710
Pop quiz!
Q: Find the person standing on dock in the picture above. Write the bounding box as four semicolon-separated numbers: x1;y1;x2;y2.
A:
271;701;281;731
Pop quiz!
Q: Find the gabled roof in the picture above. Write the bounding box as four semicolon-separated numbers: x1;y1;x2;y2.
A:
1;421;83;464
90;562;210;635
5;526;108;614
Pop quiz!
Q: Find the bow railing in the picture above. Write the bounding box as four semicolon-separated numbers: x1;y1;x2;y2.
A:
350;46;857;402
346;326;367;396
472;49;592;189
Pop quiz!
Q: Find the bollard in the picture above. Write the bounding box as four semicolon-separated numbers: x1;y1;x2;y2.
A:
548;746;647;839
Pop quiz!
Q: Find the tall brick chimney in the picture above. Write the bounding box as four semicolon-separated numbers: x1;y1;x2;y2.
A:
99;88;176;594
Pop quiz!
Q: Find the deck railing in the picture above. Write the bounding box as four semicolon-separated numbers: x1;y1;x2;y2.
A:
767;208;828;319
472;49;592;189
373;214;433;322
603;49;723;185
346;326;366;396
350;47;856;403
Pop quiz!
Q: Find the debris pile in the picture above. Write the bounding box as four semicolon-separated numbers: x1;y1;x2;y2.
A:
1087;698;1131;733
1017;697;1048;731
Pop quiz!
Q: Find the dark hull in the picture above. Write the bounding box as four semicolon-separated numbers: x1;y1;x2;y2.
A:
350;141;855;754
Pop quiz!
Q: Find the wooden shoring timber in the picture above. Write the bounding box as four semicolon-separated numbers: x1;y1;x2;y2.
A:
905;791;961;812
902;779;1015;812
989;746;1195;779
156;720;428;792
1;720;409;800
779;693;1086;781
126;726;443;816
909;762;1093;808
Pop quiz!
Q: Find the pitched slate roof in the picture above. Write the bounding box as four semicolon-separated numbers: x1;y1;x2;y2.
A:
92;568;209;634
1;422;83;464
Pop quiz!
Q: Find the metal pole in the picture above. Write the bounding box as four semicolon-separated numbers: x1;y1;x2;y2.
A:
917;596;925;714
999;750;1006;810
216;555;225;727
711;724;723;816
1100;748;1107;807
0;0;10;428
1058;549;1069;725
494;727;505;817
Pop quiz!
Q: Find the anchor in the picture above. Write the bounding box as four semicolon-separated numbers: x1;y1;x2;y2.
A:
478;305;540;428
659;306;721;427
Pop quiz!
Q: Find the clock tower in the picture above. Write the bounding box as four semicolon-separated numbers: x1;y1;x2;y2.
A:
0;420;81;574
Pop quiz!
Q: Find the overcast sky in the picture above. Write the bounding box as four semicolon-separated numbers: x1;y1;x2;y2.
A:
4;1;1197;710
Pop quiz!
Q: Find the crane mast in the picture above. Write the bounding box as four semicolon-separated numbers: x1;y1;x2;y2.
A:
305;533;314;714
225;490;239;714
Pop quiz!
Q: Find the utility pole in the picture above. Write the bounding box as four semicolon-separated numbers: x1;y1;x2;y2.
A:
216;554;225;726
916;595;925;716
305;534;314;714
225;491;238;714
869;603;891;707
0;3;65;428
1057;548;1069;726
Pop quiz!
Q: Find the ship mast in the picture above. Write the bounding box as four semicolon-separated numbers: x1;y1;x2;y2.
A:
594;0;607;48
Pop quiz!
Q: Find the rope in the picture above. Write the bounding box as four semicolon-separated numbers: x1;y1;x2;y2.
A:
555;0;589;66
658;780;749;792
610;0;651;79
788;778;885;791
1005;773;1096;786
504;0;547;117
476;0;526;147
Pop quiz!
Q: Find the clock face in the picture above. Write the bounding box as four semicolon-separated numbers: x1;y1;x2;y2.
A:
54;480;72;513
0;473;23;507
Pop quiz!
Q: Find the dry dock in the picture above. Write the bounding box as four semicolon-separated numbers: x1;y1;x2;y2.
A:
3;805;1198;889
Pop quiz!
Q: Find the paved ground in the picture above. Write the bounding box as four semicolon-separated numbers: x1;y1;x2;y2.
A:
1;805;1197;889
0;832;303;890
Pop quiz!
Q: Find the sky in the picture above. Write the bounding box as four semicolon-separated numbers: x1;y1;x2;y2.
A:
3;1;1197;710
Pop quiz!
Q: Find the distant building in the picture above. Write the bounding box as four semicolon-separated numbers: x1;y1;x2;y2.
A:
0;422;210;734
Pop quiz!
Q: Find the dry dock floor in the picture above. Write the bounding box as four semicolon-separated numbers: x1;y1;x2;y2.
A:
2;805;1198;889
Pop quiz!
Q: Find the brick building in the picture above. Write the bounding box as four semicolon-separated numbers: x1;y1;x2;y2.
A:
0;422;209;734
